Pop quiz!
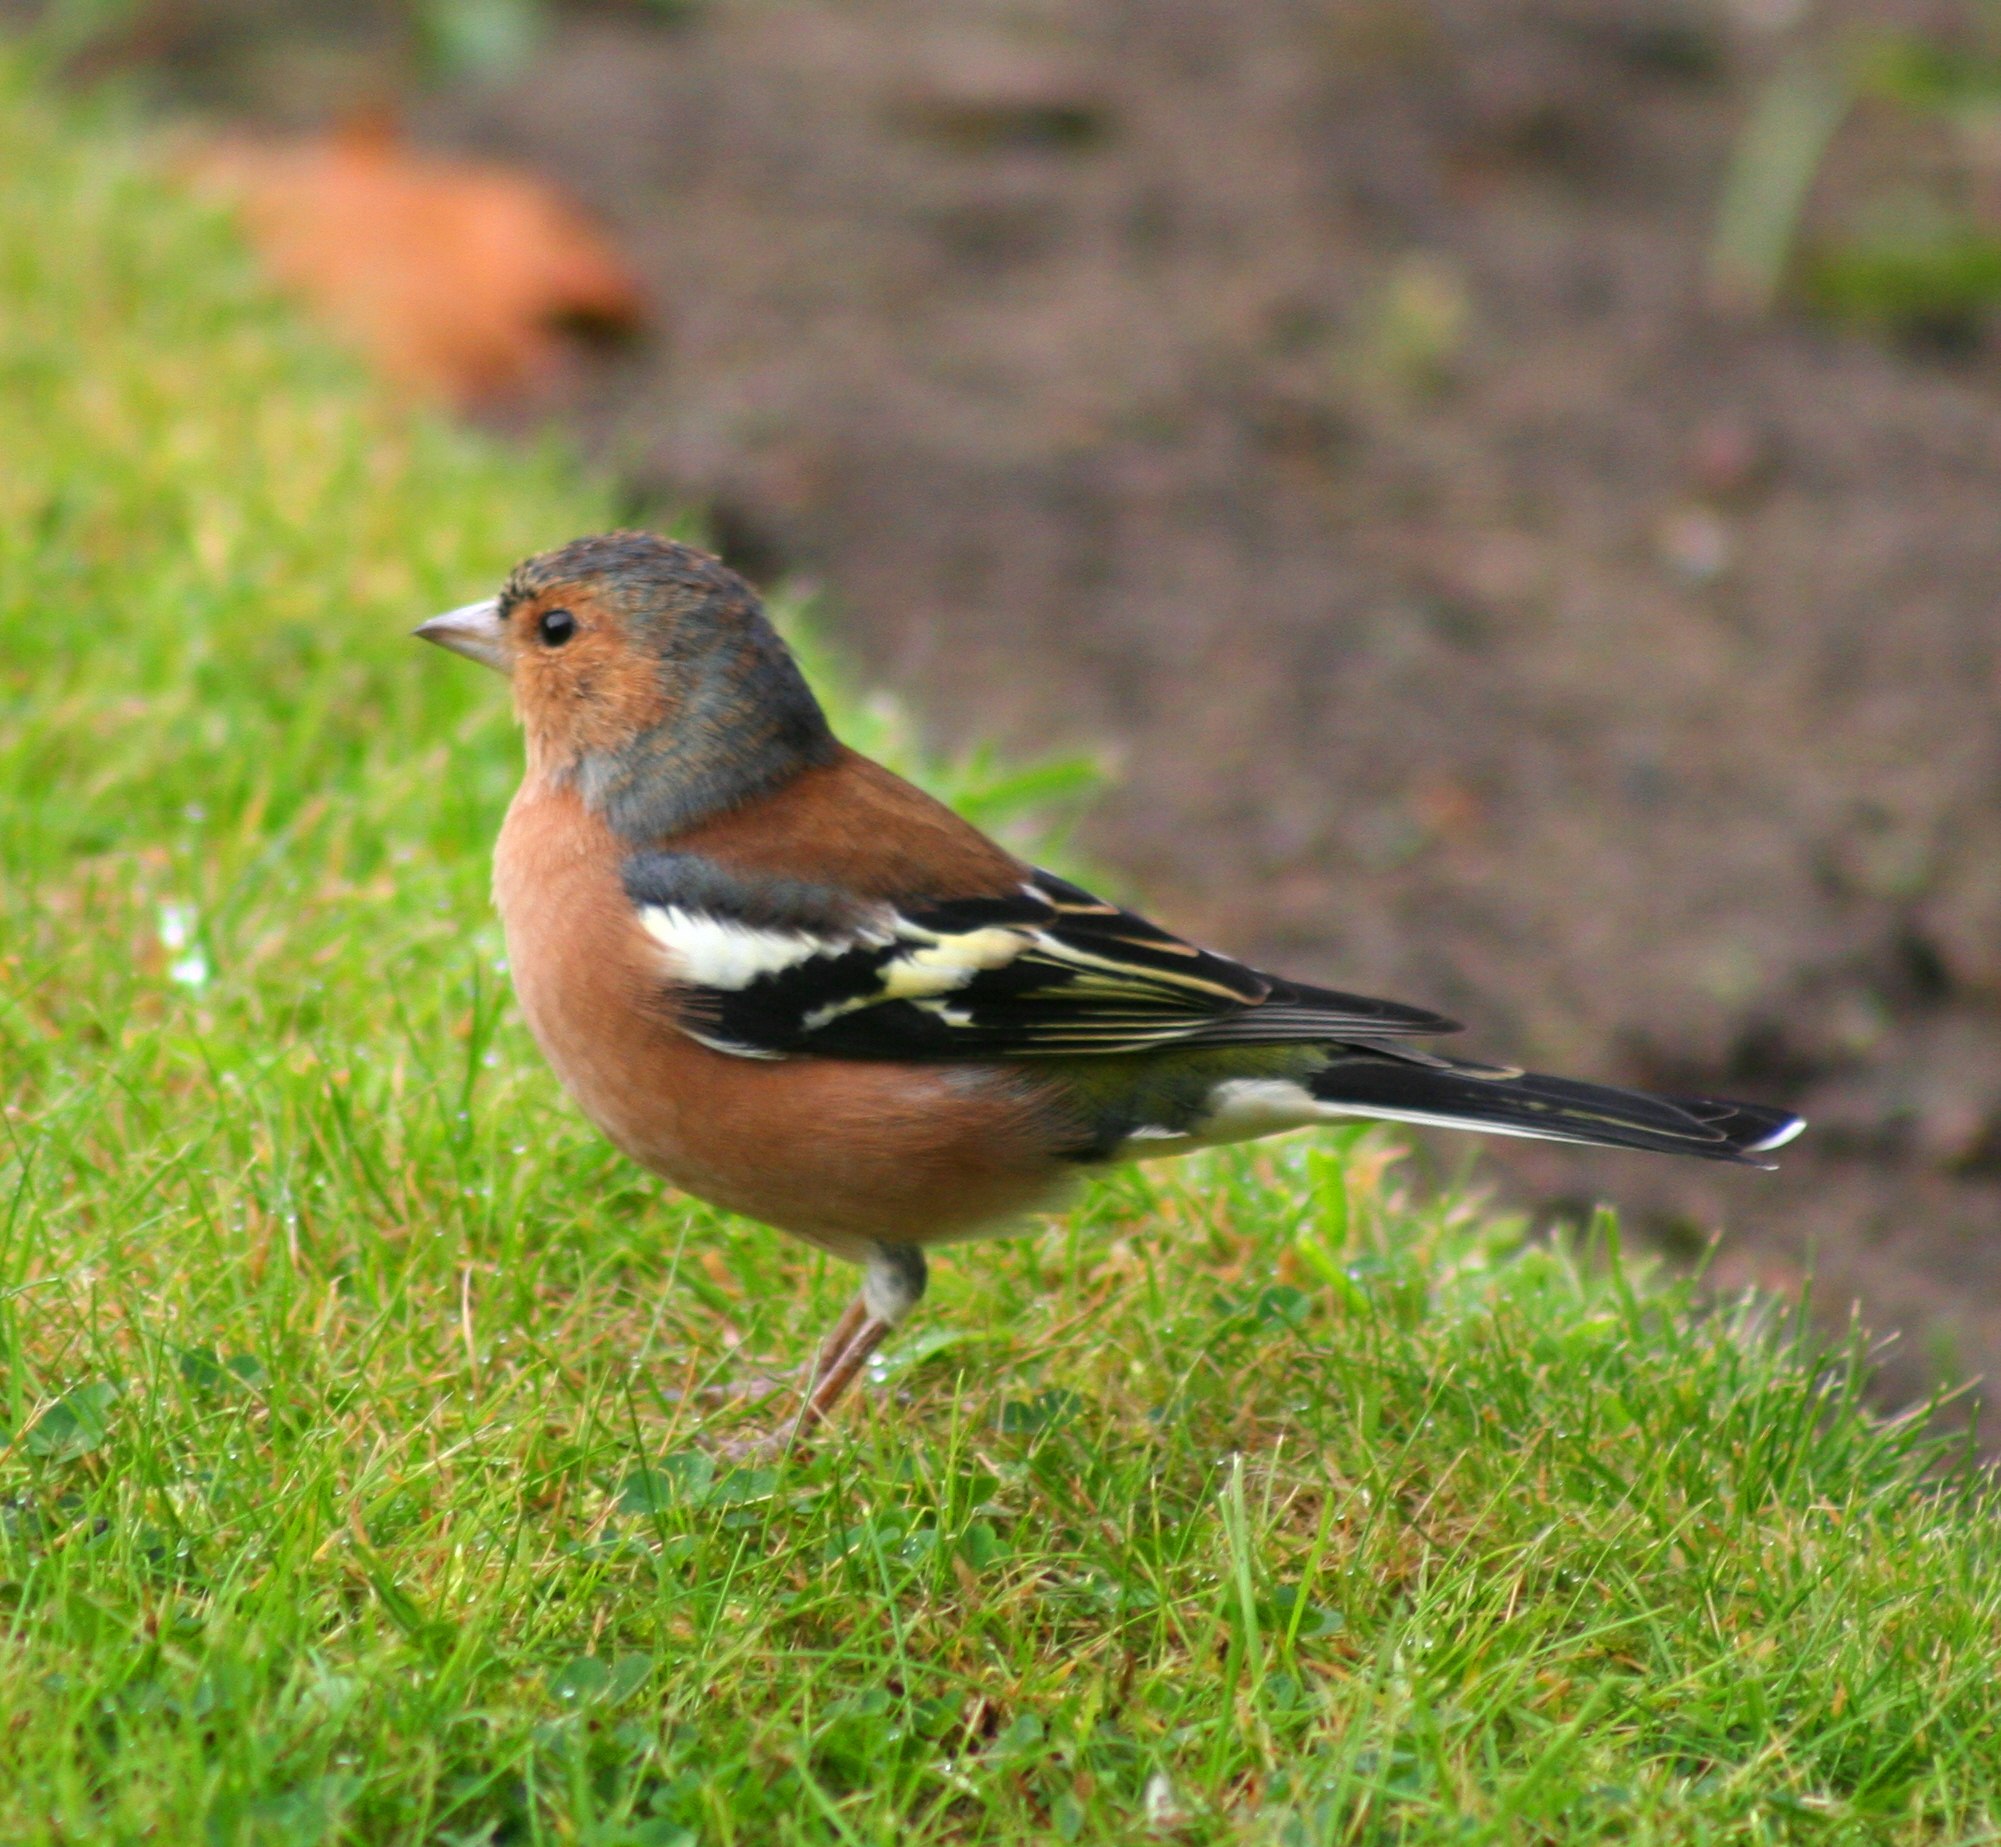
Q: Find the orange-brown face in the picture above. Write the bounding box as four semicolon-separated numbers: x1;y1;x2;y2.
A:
498;577;676;775
416;553;684;775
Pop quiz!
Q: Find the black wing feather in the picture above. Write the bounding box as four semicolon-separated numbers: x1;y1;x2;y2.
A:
634;858;1461;1061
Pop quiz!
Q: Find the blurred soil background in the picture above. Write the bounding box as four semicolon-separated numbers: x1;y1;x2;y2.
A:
28;0;2001;1412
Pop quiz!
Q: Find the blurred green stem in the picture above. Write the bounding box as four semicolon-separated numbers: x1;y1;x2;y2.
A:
1709;55;1852;315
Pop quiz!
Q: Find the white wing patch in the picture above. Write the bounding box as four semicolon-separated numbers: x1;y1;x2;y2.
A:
639;904;883;990
878;926;1026;996
797;921;1031;1033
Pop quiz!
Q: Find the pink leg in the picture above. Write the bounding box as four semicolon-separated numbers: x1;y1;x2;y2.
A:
801;1293;869;1401
788;1304;895;1439
777;1244;930;1448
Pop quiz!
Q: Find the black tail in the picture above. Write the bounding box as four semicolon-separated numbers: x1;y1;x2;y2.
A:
1309;1056;1804;1168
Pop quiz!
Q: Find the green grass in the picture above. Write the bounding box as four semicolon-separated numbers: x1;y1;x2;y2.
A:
5;53;2001;1847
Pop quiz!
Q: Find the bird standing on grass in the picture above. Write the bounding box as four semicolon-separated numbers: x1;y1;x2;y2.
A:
417;533;1803;1437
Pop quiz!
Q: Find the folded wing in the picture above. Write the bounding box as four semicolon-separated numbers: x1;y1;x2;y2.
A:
622;854;1461;1061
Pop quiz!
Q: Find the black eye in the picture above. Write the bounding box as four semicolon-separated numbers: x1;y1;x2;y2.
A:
537;607;577;647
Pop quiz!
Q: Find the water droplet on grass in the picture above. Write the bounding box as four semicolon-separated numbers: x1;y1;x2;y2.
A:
157;903;211;989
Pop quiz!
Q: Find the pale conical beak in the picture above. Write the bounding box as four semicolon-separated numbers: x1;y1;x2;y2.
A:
414;598;510;675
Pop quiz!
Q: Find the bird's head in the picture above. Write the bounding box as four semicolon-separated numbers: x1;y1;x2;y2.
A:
417;531;836;838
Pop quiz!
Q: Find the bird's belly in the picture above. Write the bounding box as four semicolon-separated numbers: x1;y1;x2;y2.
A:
541;1005;1072;1258
494;785;1070;1259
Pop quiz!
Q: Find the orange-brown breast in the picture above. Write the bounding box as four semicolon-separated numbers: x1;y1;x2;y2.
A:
492;772;1072;1261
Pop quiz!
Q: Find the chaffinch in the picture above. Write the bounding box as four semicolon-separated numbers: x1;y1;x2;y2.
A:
417;532;1803;1435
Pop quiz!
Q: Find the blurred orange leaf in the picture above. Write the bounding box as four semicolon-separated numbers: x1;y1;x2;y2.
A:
187;121;646;404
